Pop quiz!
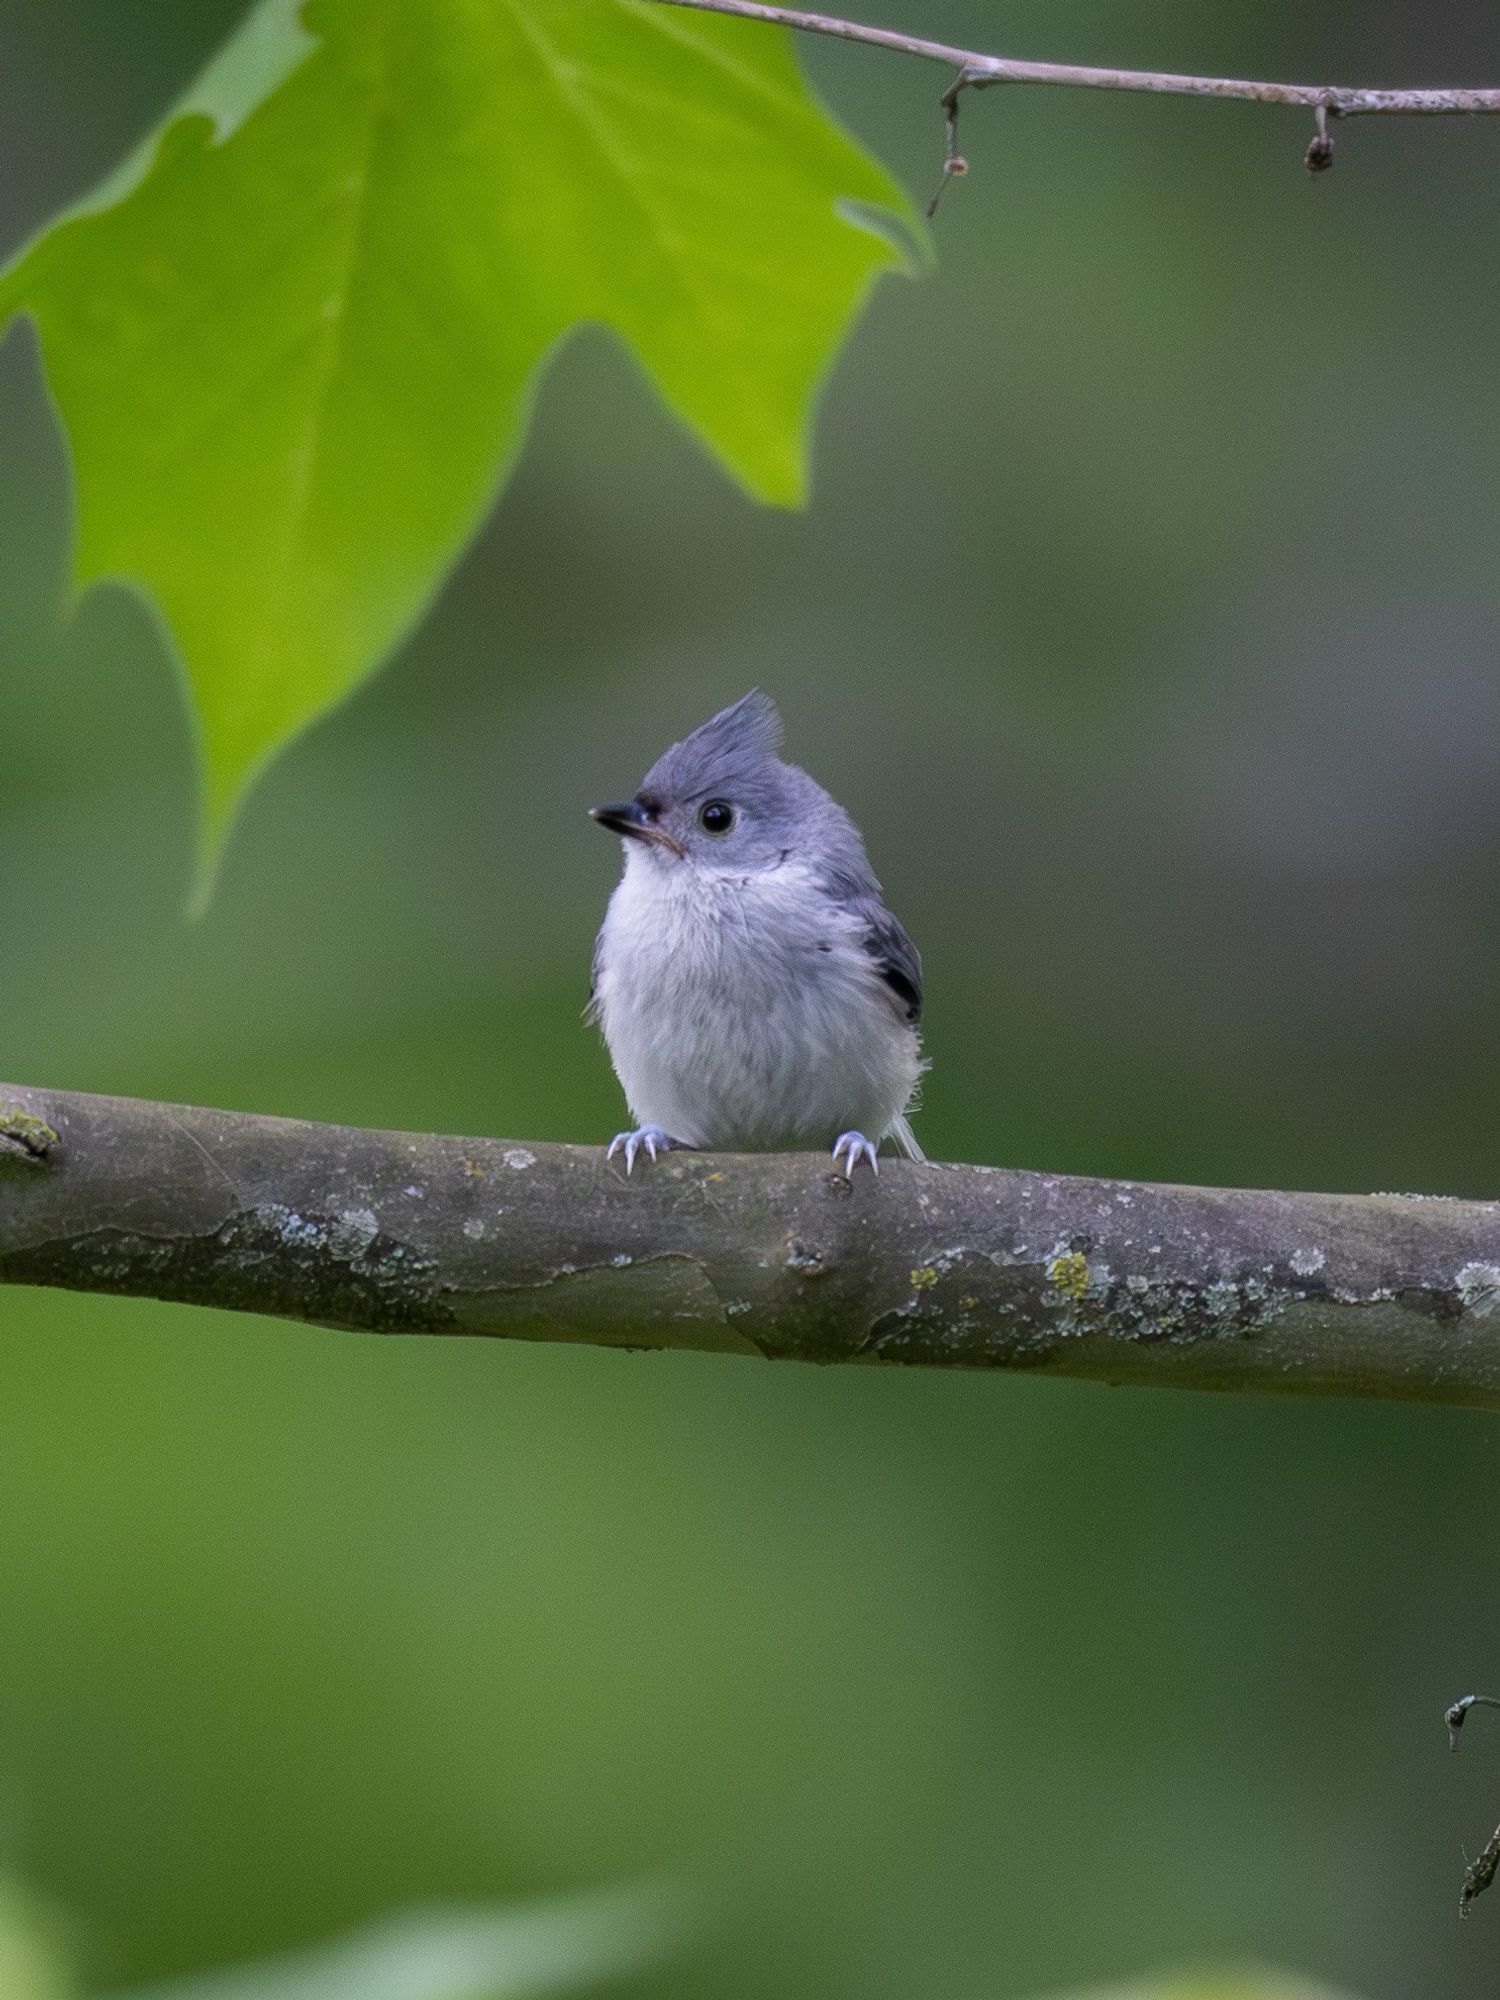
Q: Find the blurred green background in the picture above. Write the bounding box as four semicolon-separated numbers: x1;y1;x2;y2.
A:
3;2;1500;1994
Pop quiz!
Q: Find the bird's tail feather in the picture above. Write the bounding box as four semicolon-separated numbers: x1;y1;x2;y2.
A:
888;1116;925;1163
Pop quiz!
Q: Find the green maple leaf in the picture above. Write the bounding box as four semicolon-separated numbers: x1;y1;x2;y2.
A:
0;0;916;899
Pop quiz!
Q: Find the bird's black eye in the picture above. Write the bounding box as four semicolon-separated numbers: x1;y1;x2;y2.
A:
699;800;735;835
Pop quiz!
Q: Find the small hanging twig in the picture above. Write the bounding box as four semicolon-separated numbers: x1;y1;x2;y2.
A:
925;67;971;217
1305;98;1337;174
1446;1695;1500;1914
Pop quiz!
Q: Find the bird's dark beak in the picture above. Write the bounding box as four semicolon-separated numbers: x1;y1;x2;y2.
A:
589;799;684;857
590;799;650;838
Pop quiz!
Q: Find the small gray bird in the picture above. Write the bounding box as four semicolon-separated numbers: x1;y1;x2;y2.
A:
588;692;925;1174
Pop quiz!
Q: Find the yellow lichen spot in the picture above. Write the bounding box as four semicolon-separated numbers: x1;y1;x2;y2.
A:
909;1266;939;1291
1047;1251;1091;1301
705;1171;727;1183
959;1295;978;1311
0;1107;58;1159
461;1157;487;1180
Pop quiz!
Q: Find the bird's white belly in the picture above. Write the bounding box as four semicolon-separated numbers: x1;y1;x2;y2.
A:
594;866;919;1151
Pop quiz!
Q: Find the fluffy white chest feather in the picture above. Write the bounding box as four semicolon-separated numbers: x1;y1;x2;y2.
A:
592;853;921;1151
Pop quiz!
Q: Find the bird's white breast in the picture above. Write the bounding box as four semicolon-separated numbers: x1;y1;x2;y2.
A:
592;852;921;1151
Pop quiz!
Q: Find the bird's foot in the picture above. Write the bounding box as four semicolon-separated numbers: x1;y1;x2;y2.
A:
606;1125;686;1174
831;1131;879;1178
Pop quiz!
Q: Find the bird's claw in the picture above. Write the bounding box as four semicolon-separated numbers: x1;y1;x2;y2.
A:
831;1131;879;1178
606;1125;682;1174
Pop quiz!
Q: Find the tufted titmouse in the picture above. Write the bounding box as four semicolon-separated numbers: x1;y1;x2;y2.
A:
589;692;925;1175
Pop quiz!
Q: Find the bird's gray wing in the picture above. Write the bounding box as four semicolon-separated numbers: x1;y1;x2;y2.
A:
856;899;922;1025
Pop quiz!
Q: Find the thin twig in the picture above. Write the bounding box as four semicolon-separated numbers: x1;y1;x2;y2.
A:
645;0;1500;118
1445;1694;1500;1913
925;68;968;217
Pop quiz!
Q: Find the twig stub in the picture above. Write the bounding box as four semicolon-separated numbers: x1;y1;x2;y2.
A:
1305;100;1336;173
1447;1692;1500;1752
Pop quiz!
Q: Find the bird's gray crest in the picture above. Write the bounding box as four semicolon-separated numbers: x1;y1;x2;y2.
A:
701;689;783;760
643;690;784;803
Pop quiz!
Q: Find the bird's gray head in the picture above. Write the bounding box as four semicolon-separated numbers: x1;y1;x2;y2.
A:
590;691;870;884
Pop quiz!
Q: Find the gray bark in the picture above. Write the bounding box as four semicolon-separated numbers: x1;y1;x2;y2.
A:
2;1083;1499;1408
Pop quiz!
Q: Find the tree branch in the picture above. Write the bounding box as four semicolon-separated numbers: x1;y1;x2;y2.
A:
3;1084;1500;1404
646;0;1500;121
